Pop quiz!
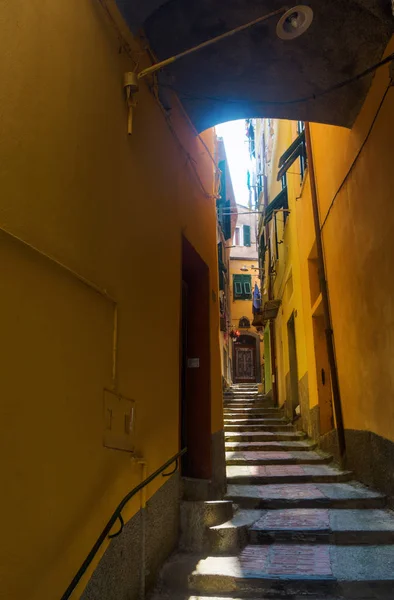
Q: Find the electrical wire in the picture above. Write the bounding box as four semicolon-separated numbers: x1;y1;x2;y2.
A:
160;53;394;108
321;83;392;230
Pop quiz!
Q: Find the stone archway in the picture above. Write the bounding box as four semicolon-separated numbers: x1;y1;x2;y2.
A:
117;0;392;131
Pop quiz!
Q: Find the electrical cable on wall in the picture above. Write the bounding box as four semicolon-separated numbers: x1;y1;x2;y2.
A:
321;83;392;230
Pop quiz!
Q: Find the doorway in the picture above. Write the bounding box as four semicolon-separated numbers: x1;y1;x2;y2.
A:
313;314;334;434
233;334;258;383
287;313;300;417
180;236;211;480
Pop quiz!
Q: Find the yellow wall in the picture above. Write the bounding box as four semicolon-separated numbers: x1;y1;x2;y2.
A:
229;259;260;326
266;37;394;440
0;1;222;598
263;120;310;409
309;38;394;441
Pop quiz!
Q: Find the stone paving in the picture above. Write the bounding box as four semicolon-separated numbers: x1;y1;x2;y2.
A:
153;386;394;600
226;449;332;464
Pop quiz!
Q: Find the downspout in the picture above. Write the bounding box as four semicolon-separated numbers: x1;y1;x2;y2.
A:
263;173;278;406
304;123;346;465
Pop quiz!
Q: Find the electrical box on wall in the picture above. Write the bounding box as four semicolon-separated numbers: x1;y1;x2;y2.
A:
103;389;135;452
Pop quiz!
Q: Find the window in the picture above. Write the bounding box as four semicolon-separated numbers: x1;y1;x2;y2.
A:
217;160;232;240
234;227;241;246
217;242;227;291
263;187;288;225
233;274;252;300
277;130;307;183
297;121;306;180
243;225;251;247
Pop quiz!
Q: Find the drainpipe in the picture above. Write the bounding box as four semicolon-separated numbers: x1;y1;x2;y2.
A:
304;123;346;465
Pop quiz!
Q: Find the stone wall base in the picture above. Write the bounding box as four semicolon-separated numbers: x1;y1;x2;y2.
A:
319;428;394;507
81;473;180;600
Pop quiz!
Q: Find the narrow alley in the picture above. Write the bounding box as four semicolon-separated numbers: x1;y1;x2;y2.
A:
2;1;394;599
153;385;394;599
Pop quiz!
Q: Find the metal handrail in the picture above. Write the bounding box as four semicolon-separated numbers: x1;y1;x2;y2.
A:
61;447;187;600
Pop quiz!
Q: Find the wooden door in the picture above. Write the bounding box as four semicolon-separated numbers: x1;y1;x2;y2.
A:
234;345;256;383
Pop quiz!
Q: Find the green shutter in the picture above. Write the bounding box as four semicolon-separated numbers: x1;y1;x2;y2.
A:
218;243;226;291
277;130;306;181
233;275;243;298
234;274;252;299
243;275;252;298
234;281;243;297
243;225;251;247
219;160;226;202
219;269;224;291
223;199;232;240
218;242;223;263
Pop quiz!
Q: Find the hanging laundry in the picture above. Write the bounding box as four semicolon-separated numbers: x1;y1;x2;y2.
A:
252;282;261;314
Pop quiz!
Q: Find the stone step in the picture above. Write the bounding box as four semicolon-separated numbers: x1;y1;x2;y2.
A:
207;509;260;554
249;508;394;545
224;393;261;398
224;396;269;401
223;410;284;418
224;423;294;432
225;449;332;465
224;403;274;410
225;431;306;442
224;394;270;400
177;545;394;597
225;440;317;452
151;596;350;600
224;404;281;410
226;464;352;485
223;417;288;424
180;501;234;552
225;482;386;509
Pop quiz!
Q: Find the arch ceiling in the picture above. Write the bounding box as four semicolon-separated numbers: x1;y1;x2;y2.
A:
116;0;393;131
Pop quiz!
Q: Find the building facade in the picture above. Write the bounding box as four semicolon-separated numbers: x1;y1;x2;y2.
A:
253;38;394;497
216;137;238;389
230;203;263;385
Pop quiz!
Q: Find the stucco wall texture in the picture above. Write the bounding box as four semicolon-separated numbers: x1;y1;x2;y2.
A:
0;1;223;598
308;38;394;443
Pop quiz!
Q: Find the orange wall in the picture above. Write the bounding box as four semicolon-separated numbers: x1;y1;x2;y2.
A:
309;39;394;440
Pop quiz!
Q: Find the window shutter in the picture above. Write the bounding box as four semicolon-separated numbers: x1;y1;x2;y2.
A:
234;281;243;297
233;275;243;298
218;243;226;291
243;225;251;247
219;269;225;291
243;275;252;298
277;130;306;181
218;242;223;263
223;199;232;240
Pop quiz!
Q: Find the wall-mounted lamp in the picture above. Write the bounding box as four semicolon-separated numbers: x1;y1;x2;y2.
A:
276;6;314;40
123;71;139;134
124;6;313;134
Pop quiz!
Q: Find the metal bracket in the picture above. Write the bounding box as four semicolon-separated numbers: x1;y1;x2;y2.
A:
108;514;124;539
162;458;178;477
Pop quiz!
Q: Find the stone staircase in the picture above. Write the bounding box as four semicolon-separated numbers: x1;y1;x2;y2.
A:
151;384;394;599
